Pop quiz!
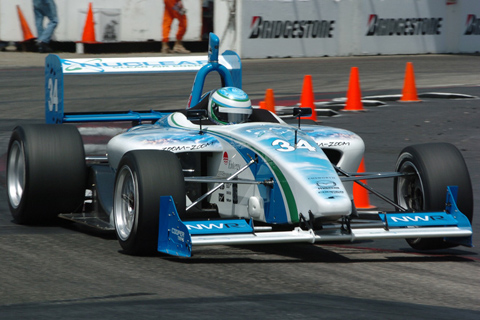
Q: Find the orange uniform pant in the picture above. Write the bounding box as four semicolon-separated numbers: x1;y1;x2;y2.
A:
162;0;187;42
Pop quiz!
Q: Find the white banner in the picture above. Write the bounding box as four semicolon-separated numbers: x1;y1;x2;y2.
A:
240;0;339;58
459;0;480;52
358;0;446;55
216;0;480;58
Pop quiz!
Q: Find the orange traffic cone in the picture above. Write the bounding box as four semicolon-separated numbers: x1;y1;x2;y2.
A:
343;67;364;111
353;158;376;210
17;5;36;42
259;101;267;110
81;3;97;43
299;75;317;122
399;62;420;102
264;89;276;114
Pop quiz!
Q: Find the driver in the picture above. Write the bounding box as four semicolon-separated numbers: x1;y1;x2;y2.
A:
207;87;252;125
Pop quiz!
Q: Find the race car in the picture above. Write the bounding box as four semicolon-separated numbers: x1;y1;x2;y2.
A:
6;34;473;257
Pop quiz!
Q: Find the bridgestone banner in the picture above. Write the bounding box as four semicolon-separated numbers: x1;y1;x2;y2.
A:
240;0;340;58
215;0;480;58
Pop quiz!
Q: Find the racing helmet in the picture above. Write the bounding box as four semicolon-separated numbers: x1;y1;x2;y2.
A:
208;87;252;125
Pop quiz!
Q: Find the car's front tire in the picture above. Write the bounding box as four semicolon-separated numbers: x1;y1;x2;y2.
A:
394;143;473;250
113;150;185;255
7;124;87;224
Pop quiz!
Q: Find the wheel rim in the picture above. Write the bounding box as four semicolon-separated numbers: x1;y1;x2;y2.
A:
397;160;424;211
7;141;25;209
114;166;137;241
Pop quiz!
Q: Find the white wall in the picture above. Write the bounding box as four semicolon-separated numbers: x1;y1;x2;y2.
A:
215;0;480;58
0;0;202;42
2;0;479;57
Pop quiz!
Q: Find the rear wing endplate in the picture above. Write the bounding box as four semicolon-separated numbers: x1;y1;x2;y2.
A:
44;33;242;124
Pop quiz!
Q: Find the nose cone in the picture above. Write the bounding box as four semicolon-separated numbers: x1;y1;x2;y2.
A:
221;123;352;220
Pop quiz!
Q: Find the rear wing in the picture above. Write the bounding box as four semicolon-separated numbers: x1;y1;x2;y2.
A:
44;33;242;124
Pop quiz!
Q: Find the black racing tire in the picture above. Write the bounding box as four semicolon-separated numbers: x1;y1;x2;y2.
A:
113;150;185;256
394;143;473;250
7;124;87;224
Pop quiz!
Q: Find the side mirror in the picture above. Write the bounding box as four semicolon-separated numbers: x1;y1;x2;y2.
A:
186;109;207;134
186;109;207;121
293;107;312;118
292;107;313;144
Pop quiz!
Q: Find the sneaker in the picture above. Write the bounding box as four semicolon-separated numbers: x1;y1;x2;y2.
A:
37;42;53;53
172;42;190;54
161;43;171;54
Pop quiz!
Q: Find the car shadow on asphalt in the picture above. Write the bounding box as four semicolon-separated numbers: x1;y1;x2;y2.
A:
164;242;478;264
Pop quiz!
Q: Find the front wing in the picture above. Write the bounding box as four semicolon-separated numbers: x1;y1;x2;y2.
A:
157;186;473;257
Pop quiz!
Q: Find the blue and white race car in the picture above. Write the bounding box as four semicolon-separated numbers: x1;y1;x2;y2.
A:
6;34;473;257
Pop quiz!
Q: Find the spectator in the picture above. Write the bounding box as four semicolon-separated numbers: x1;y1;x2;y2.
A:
162;0;190;54
33;0;58;53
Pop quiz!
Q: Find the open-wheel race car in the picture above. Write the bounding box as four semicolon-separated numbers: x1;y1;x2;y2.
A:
6;34;473;257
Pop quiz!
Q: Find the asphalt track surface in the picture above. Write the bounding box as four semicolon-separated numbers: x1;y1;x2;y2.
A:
0;51;479;319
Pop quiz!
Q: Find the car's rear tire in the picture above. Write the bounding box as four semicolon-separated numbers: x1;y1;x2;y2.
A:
7;124;87;224
113;150;185;255
394;143;473;250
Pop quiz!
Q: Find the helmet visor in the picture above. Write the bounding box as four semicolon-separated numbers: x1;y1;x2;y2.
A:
212;104;251;124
